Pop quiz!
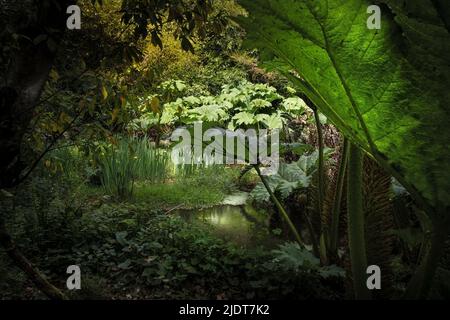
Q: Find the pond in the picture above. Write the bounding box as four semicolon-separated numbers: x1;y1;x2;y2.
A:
176;204;285;248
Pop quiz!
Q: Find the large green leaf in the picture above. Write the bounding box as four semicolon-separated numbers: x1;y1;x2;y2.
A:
238;0;450;216
250;149;333;201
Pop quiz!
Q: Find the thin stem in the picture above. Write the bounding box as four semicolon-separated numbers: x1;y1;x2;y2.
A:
312;106;325;223
329;137;349;258
254;164;304;246
347;143;371;300
404;223;449;299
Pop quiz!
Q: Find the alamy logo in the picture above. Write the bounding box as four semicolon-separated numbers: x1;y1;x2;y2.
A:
66;5;81;30
367;5;381;30
366;265;381;290
170;122;279;175
66;265;81;290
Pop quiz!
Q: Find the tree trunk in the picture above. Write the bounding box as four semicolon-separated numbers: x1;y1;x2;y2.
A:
1;1;72;187
0;0;74;300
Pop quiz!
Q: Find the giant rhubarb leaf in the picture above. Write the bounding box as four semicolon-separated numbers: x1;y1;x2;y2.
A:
237;0;450;217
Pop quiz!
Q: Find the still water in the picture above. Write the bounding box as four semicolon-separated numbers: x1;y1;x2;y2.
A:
177;204;283;247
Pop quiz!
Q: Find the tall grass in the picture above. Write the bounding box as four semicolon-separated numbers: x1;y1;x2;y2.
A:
46;146;83;183
99;138;137;199
134;138;169;182
99;136;169;199
173;153;217;179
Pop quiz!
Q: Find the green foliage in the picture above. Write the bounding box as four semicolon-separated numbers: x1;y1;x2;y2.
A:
98;136;170;199
159;79;188;95
272;242;345;279
42;147;87;186
133;139;170;182
134;166;238;208
250;148;332;202
238;0;450;218
2;174;89;254
238;0;450;299
120;0;221;52
2;194;343;299
127;112;160;134
159;81;306;130
99;138;138;200
68;205;342;299
1;0;354;301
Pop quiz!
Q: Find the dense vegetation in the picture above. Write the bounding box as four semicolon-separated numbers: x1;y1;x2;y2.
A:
0;0;449;300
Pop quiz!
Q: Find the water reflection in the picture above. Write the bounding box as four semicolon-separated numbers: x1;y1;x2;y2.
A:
177;205;282;247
